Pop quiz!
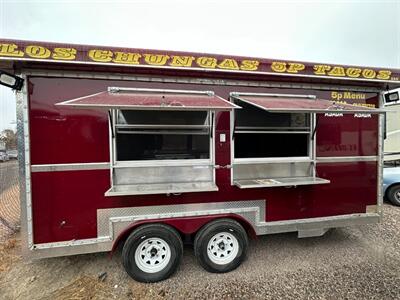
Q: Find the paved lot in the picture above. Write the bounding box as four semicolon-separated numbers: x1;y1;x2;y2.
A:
1;204;400;299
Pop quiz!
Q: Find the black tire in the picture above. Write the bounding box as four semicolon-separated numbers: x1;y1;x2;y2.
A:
194;218;248;273
387;185;400;206
122;223;183;283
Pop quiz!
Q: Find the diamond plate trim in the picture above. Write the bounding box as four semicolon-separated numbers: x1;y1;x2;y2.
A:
27;200;380;259
97;200;266;241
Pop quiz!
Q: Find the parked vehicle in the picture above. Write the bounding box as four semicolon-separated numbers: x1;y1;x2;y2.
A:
0;152;9;162
6;149;18;160
383;167;400;206
0;39;398;282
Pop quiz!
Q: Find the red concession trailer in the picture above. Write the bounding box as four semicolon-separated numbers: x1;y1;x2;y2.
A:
1;39;400;282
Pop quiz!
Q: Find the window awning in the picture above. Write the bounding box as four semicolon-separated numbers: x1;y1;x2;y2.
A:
56;87;240;111
231;94;384;114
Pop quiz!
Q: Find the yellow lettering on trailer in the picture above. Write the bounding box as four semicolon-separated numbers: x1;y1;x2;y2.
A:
52;48;77;60
328;66;346;77
143;54;169;66
88;49;113;62
345;68;361;78
362;69;376;79
0;42;397;83
376;70;391;80
331;92;367;101
271;62;286;72
218;58;239;70
353;103;375;108
169;56;195;67
25;45;51;59
287;63;305;73
331;91;342;100
239;60;259;71
196;57;218;68
343;92;366;100
313;65;331;75
0;43;24;57
113;52;141;64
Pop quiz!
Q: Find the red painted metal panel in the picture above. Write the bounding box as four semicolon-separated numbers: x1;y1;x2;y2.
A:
312;162;377;217
29;169;305;243
29;78;110;165
234;96;379;113
30;161;377;244
28;77;379;245
31;169;110;243
316;115;379;156
57;90;237;110
30;162;377;244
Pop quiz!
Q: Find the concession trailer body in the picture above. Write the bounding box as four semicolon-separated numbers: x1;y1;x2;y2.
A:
1;39;400;282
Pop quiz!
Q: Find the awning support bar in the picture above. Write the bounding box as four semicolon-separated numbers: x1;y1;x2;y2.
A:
311;114;320;141
231;92;316;99
108;87;214;96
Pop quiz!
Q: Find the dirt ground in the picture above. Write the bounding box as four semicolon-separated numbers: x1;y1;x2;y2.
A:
1;204;400;300
0;184;20;242
0;160;20;243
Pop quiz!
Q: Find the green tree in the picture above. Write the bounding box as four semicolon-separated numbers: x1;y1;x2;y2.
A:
0;129;17;150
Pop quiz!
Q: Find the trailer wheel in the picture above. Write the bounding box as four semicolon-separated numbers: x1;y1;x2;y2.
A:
194;218;248;273
122;224;183;283
387;185;400;206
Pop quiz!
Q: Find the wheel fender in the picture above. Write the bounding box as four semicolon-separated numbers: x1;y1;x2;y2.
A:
110;213;256;255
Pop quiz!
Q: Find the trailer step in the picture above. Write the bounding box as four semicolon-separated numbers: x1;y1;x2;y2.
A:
298;228;329;238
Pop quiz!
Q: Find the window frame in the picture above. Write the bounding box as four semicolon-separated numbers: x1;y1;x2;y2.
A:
113;109;212;163
108;108;217;192
233;109;313;161
230;93;318;186
111;109;214;165
231;102;316;162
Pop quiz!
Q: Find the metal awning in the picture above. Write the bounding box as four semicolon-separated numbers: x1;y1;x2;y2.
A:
56;87;240;111
231;94;384;114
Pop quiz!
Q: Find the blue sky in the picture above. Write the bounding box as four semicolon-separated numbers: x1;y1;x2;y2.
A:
0;0;399;131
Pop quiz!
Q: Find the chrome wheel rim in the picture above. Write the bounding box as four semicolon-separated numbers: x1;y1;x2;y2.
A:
395;190;400;201
207;231;239;265
135;237;171;273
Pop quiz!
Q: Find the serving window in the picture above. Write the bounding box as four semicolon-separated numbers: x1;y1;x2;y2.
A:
234;101;311;159
56;87;239;196
230;92;383;189
115;110;210;161
231;93;329;189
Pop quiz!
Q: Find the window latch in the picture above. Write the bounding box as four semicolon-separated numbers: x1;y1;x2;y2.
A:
215;165;232;169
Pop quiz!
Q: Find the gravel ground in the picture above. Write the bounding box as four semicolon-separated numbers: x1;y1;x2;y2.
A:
0;161;18;194
1;204;400;299
0;160;20;243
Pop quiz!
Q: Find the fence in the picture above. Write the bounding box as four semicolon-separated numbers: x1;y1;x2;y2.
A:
0;160;20;243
